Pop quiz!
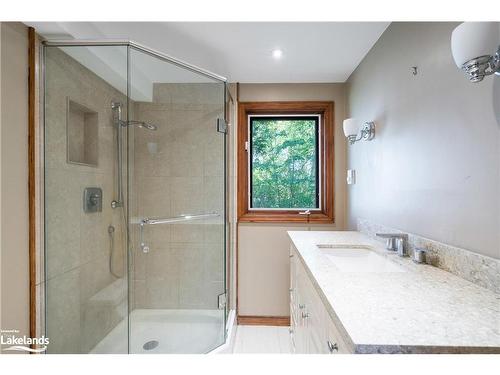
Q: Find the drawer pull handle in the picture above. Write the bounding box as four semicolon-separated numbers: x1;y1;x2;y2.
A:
327;341;339;353
301;312;309;319
298;304;305;309
289;254;294;258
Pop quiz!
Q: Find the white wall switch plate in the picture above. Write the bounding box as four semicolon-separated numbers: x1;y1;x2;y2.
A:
347;169;356;185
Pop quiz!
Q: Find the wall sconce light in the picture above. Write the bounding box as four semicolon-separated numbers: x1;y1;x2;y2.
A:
343;118;375;145
451;22;500;83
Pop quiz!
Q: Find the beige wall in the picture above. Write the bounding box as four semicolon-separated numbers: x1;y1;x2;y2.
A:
0;22;30;350
236;83;347;317
347;22;500;259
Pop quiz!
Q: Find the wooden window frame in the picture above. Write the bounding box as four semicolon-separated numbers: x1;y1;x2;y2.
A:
237;101;335;224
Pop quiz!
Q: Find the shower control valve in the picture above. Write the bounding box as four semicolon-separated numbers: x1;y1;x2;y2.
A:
83;187;102;213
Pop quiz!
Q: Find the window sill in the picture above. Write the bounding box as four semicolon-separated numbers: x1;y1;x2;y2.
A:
238;211;334;224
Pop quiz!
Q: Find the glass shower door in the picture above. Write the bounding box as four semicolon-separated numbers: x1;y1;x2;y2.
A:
43;44;130;353
128;46;227;353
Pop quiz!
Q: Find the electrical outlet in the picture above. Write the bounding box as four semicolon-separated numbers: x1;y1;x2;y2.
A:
347;169;356;185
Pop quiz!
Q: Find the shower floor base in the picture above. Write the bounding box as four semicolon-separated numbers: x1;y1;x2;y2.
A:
90;309;225;354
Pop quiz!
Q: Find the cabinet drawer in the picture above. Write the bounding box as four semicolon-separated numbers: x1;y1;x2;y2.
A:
289;312;297;353
303;269;328;353
325;313;351;354
289;240;354;354
290;302;298;329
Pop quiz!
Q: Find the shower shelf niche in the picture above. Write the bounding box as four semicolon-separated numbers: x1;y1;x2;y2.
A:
66;97;98;166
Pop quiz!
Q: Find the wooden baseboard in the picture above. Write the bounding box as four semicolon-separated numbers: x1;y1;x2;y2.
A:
237;315;290;326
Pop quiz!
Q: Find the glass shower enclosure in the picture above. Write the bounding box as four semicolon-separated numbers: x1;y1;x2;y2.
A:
43;41;228;353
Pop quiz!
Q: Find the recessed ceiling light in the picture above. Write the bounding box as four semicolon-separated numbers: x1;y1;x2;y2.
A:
272;49;283;59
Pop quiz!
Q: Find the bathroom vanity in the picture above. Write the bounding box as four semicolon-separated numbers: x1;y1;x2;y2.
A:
288;231;500;354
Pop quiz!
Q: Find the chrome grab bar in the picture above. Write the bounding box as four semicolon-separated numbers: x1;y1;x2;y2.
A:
137;212;220;253
141;212;220;225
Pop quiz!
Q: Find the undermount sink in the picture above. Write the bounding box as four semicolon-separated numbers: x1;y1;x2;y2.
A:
317;244;406;273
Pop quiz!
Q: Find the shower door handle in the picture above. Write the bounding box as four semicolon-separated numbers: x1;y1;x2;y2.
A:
137;212;220;253
140;212;219;225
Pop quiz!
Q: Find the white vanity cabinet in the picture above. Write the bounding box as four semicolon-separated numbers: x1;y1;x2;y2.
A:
289;244;352;354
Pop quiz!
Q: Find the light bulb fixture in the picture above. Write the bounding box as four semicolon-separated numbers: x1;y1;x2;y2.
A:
451;22;500;83
343;118;375;145
272;49;283;59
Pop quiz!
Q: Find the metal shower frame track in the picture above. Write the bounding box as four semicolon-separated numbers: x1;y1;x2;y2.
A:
42;39;227;83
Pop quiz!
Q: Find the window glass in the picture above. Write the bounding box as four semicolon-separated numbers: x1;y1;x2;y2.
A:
250;116;319;210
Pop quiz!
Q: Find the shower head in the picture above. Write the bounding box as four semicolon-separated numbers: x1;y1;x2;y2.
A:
120;120;158;131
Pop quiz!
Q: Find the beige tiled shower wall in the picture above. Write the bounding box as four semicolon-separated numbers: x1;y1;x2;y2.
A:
44;47;129;353
131;83;226;311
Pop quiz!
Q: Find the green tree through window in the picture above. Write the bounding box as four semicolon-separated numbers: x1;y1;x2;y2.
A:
250;116;319;209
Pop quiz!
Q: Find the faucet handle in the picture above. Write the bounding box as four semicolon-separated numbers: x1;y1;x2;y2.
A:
376;233;407;252
395;238;406;257
386;237;396;251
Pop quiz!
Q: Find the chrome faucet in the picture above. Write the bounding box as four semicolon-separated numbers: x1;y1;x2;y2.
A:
375;233;408;257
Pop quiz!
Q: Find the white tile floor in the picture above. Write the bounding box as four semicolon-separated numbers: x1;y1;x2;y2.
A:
232;325;292;353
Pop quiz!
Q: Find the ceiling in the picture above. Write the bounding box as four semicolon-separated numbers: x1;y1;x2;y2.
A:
27;22;389;83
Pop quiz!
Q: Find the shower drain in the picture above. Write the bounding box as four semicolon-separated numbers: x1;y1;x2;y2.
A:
143;340;159;351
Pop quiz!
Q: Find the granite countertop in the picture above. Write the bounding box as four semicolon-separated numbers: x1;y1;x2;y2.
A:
287;231;500;354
